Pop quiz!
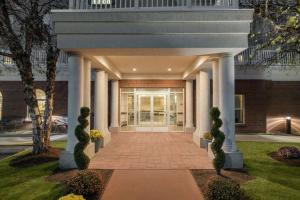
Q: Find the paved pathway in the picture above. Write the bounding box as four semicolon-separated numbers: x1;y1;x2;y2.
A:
102;170;203;200
89;132;213;170
236;134;300;143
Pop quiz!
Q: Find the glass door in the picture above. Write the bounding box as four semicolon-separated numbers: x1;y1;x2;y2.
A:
138;95;151;126
153;95;166;126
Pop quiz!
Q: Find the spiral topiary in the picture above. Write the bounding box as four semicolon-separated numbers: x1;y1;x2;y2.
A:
210;107;225;175
74;107;91;170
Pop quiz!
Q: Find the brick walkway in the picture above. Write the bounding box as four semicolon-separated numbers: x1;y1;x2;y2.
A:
89;132;213;170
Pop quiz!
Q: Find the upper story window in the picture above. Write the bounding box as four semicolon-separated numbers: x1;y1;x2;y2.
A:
0;92;2;121
3;56;13;65
235;94;245;124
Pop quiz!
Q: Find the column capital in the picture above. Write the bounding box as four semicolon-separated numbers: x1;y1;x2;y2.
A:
221;52;235;58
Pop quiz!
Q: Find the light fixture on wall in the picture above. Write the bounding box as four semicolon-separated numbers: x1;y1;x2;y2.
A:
168;68;172;72
286;116;292;135
132;68;137;72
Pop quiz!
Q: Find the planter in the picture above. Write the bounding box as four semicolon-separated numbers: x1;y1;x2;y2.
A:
93;138;104;153
200;138;212;151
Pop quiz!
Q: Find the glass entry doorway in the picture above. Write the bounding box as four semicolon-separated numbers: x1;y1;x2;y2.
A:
120;88;184;132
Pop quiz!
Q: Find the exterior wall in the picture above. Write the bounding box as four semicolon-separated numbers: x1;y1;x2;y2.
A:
1;79;299;134
0;81;68;119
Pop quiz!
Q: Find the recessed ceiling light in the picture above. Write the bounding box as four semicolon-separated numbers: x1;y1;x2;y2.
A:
133;68;137;72
168;68;172;72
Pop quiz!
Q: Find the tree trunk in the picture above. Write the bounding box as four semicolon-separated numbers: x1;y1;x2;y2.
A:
43;46;59;149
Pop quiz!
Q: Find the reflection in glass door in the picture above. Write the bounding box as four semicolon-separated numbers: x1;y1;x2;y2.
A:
153;95;166;126
139;95;151;126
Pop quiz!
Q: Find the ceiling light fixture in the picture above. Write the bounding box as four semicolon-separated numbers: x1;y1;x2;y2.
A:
168;68;172;72
133;68;137;72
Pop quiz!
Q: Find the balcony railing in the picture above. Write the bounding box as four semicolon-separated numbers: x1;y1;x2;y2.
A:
235;47;300;67
69;0;239;10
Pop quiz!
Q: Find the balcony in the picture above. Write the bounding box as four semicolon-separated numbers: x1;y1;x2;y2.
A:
69;0;239;10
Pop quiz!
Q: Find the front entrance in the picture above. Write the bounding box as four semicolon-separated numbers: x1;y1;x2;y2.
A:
120;88;184;132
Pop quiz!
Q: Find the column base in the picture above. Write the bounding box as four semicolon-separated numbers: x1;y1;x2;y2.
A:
207;148;244;169
103;132;111;146
193;132;200;147
109;127;120;134
185;127;195;133
224;151;244;169
59;143;96;169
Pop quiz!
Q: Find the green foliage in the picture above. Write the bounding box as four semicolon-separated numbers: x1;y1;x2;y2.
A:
66;170;103;197
205;176;242;200
210;107;225;175
203;132;213;141
74;107;91;170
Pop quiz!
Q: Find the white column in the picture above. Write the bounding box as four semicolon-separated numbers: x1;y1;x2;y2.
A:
185;80;194;132
110;80;119;132
212;61;219;107
104;72;110;134
199;70;211;137
219;53;243;169
83;59;91;132
219;53;237;152
193;70;211;146
94;70;111;146
66;54;84;153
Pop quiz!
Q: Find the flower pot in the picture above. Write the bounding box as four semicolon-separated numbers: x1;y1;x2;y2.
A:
94;138;104;153
200;138;212;151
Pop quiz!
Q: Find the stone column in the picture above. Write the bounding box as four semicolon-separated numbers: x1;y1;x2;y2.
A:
185;80;194;133
60;53;84;169
193;70;211;147
83;59;91;132
212;61;219;107
219;53;243;169
199;70;211;138
110;80;119;133
94;70;111;146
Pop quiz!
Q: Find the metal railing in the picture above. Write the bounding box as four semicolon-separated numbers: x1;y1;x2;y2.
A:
69;0;239;10
235;47;300;66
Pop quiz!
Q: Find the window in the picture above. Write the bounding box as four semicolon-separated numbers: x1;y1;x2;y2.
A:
235;95;245;124
0;92;2;120
26;89;46;120
3;56;13;65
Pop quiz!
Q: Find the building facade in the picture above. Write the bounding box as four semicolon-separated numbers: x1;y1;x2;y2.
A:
1;0;300;169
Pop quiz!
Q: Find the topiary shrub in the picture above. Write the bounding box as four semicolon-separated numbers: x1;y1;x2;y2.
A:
74;107;91;170
205;176;241;200
278;146;300;159
210;107;225;175
58;193;85;200
66;170;104;197
203;132;213;141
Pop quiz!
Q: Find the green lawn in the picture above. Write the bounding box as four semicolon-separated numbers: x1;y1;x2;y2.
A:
0;141;67;200
238;142;300;200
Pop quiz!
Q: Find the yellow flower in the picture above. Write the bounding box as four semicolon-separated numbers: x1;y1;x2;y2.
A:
58;193;85;200
90;129;104;140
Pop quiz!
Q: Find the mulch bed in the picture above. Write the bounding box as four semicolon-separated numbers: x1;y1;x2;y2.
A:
269;152;300;167
47;169;114;200
191;169;254;199
9;147;62;168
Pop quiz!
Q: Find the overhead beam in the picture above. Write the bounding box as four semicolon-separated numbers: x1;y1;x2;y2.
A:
182;56;210;80
93;56;122;79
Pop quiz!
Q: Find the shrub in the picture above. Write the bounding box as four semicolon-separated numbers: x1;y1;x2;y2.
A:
59;194;85;200
210;107;225;175
66;170;104;197
205;176;241;200
278;146;300;159
203;132;213;141
74;107;91;170
90;129;104;142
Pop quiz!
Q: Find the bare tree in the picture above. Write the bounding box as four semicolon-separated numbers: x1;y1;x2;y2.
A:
0;0;67;154
240;0;300;67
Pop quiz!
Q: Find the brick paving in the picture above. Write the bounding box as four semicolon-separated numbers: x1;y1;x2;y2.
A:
89;132;213;170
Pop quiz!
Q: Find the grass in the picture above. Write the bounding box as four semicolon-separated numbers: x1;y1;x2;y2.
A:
238;141;300;200
0;140;67;200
